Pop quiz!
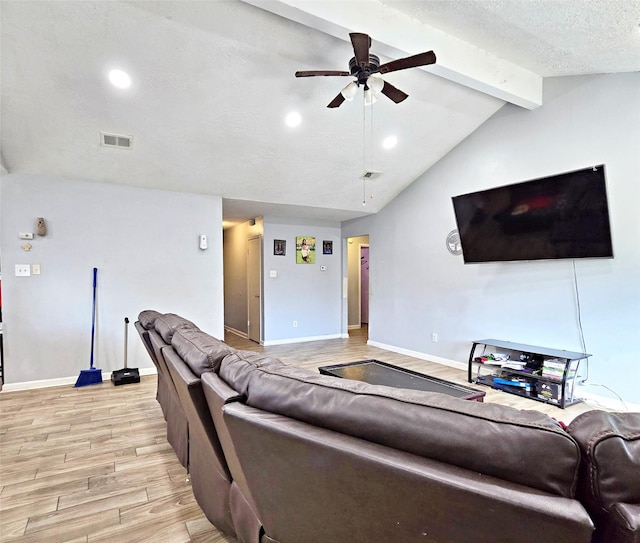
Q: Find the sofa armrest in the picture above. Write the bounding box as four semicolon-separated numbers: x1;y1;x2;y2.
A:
604;503;640;543
567;410;640;511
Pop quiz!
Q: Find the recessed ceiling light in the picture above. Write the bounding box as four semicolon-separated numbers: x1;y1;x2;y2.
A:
108;69;131;89
383;135;398;149
285;111;302;127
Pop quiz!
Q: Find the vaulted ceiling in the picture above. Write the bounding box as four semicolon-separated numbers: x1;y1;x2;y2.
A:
2;1;639;226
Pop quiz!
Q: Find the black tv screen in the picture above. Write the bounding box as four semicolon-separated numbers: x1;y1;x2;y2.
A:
452;165;613;263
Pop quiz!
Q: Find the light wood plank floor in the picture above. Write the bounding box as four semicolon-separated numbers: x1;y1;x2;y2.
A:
1;326;600;542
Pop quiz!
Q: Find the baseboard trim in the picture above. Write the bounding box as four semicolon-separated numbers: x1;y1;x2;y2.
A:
263;333;342;346
576;388;640;412
1;367;157;393
224;326;248;339
367;340;468;372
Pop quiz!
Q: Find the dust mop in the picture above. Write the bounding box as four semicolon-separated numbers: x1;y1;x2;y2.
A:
74;267;103;387
112;317;140;386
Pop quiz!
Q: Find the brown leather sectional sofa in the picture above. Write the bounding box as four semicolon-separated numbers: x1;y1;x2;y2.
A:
135;310;640;543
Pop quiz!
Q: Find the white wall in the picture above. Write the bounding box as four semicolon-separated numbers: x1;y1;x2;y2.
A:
343;73;640;405
1;174;224;385
262;217;342;343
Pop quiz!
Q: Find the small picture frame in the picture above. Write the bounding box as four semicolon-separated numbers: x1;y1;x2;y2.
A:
274;239;286;256
323;240;333;255
296;236;316;264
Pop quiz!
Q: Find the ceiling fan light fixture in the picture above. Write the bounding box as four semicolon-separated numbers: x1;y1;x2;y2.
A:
364;88;377;106
341;81;358;101
368;76;384;94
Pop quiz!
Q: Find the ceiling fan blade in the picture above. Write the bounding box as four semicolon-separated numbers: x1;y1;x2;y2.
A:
376;51;436;75
327;93;346;108
381;81;409;104
295;70;351;77
350;32;371;68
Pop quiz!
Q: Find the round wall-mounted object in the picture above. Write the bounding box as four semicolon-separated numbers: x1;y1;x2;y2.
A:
446;229;462;255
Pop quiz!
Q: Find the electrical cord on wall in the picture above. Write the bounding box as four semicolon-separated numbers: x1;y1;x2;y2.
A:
572;260;628;411
572;260;589;383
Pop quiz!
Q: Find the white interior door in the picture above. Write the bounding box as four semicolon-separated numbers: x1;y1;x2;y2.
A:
247;236;262;343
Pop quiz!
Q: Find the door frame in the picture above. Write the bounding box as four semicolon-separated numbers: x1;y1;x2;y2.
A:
358;243;370;326
247;235;262;343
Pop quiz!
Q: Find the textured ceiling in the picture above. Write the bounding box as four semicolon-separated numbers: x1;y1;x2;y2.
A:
1;0;639;227
381;0;640;76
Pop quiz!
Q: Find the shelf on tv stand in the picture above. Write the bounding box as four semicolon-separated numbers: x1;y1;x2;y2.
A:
468;339;591;409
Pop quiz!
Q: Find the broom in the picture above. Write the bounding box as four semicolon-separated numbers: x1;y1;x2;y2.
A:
74;267;103;387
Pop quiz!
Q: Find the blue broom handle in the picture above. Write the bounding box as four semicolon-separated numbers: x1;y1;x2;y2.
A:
90;267;97;369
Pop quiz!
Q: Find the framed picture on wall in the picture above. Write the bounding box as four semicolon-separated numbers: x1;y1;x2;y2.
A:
296;236;316;264
274;239;286;256
323;240;333;255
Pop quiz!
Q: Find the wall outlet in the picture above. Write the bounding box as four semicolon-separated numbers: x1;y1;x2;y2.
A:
15;264;31;276
431;333;438;342
293;320;298;328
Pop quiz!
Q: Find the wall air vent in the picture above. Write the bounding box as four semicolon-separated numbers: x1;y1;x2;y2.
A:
100;132;133;149
359;170;382;180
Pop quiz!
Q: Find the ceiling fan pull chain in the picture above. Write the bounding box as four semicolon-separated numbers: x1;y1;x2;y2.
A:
370;102;374;172
362;95;367;206
362;94;367;172
369;96;375;201
363;178;367;207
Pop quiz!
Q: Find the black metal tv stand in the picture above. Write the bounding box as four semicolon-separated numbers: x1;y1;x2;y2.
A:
468;339;591;409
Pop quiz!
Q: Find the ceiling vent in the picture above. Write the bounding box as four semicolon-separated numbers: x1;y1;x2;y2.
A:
359;170;382;180
100;132;133;149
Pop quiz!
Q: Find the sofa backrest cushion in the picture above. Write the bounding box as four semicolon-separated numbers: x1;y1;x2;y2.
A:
153;313;198;343
171;328;235;377
218;350;284;396
568;410;640;511
242;364;581;498
138;309;162;330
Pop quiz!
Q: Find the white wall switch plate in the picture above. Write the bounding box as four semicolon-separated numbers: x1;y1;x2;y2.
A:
269;270;277;278
32;264;41;275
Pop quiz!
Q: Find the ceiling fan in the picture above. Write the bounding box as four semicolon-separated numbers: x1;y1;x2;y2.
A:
295;32;436;108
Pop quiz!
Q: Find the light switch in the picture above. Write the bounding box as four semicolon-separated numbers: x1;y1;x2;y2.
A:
269;270;277;278
15;264;31;276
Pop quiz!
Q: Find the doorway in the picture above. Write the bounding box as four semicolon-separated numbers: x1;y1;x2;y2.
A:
347;235;370;335
360;245;369;325
247;236;261;343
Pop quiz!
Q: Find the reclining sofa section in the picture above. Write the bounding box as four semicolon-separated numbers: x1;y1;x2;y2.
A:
164;328;237;535
219;360;593;543
137;311;198;467
568;410;640;543
135;311;639;543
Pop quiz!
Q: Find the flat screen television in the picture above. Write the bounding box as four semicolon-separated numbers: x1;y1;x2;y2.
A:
451;165;613;263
